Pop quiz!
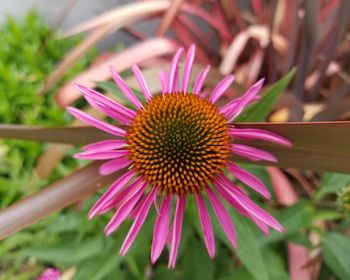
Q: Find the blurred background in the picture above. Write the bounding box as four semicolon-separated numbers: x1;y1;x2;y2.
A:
0;0;350;279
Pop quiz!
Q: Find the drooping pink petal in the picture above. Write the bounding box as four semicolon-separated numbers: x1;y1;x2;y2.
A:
168;194;186;268
167;48;184;93
228;78;264;121
97;177;145;215
98;158;132;175
220;96;261;117
251;216;270;235
74;83;135;118
217;175;284;232
120;187;158;256
160;70;168;96
82;140;127;152
84;96;132;125
105;181;147;235
131;64;152;101
229;128;292;147
206;188;237;248
193;65;210;94
182;44;195;94
226;162;271;198
231;144;277;162
73;150;129;160
66;107;126;137
194;191;215;258
209;75;235;103
110;66;143;109
88;170;135;219
151;193;172;263
215;179;270;235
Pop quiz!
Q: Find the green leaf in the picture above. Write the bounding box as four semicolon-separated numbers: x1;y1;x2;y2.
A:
182;236;215;280
323;232;350;280
236;68;296;122
21;237;110;264
228;212;270;280
263;248;289;280
316;173;350;200
73;248;122;280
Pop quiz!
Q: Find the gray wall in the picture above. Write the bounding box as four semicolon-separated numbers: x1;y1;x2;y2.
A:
0;0;130;29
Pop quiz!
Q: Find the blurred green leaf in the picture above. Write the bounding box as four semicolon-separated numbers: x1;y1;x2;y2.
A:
316;173;350;200
182;237;215;280
73;248;122;280
263;248;289;280
236;68;296;122
21;237;111;264
229;212;270;280
323;232;350;280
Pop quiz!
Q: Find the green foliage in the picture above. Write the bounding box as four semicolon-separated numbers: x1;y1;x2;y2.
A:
323;232;350;280
316;172;350;201
0;10;96;208
0;11;96;279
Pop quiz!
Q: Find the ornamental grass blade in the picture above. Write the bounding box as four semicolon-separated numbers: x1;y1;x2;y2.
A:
0;125;110;145
156;0;184;36
234;121;350;173
42;1;174;94
0;162;122;240
55;38;178;107
60;0;172;37
1;121;350;173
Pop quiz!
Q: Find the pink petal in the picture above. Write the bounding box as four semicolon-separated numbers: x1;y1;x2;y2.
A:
167;48;184;93
228;78;264;121
231;144;277;162
105;181;147;235
74;83;135;118
182;44;195;93
151;193;172;263
160;70;168;96
88;170;135;219
97;177;145;215
217;175;284;232
131;64;152;101
173;63;179;93
194;191;215;258
193;65;210;94
98;158;132;175
85;97;131;125
73;150;129;160
226;162;271;198
229;128;292;147
82;140;127;152
120;187;158;256
206;188;237;248
251;216;270;235
220;96;261;117
67;107;126;137
214;180;270;235
110;66;143;110
209;75;235;103
168;195;186;268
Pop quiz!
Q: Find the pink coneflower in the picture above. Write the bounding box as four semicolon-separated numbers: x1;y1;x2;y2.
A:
68;45;291;268
38;268;60;280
